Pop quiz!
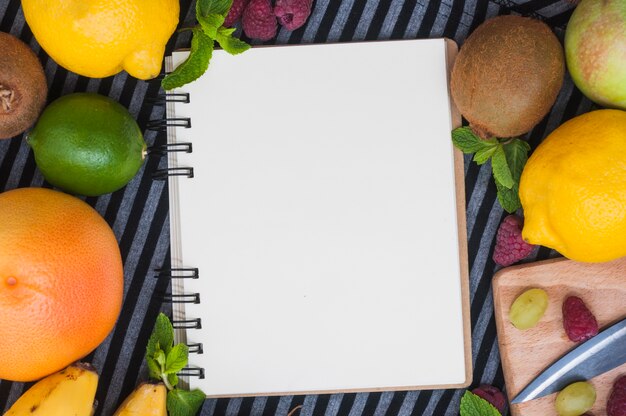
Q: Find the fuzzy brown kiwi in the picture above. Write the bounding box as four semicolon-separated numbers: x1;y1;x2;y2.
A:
450;15;564;139
0;32;47;139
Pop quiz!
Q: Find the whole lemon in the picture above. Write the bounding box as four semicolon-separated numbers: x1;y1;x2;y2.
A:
520;109;626;262
21;0;179;79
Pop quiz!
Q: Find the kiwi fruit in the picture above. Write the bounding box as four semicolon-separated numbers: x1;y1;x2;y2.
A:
451;15;564;139
0;32;47;139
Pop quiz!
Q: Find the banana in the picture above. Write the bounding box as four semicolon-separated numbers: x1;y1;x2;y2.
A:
113;382;167;416
4;362;98;416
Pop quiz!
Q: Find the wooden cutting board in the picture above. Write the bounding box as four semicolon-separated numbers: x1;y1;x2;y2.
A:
493;257;626;416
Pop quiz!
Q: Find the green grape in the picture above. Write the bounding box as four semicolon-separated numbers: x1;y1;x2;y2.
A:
509;288;549;329
555;381;596;416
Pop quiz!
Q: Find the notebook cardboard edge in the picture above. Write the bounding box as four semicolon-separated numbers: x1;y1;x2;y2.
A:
166;38;472;396
446;38;473;390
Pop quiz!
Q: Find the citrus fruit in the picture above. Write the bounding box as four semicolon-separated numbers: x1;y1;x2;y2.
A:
520;109;626;262
20;0;179;79
27;93;147;197
0;188;123;382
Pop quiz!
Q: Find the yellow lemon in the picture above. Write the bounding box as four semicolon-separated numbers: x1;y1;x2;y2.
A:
520;109;626;262
21;0;179;79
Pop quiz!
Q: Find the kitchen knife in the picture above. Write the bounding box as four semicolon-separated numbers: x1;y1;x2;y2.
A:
511;316;626;404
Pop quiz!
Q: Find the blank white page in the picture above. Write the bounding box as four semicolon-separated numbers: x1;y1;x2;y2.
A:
167;39;467;396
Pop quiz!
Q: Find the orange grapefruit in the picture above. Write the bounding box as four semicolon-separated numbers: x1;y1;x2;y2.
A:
0;188;123;381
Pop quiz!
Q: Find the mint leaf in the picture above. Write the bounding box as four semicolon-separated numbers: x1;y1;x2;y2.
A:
198;13;225;38
165;343;189;374
503;138;531;184
460;391;502;416
452;127;496;153
492;139;530;213
147;313;175;356
495;179;521;213
167;388;206;416
162;28;214;91
216;31;251;55
146;356;161;380
493;138;530;213
155;349;167;368
197;0;233;17
168;373;179;388
219;27;236;36
146;337;158;359
473;144;499;165
491;146;514;189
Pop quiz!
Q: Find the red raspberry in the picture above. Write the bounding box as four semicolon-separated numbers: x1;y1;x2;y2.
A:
274;0;314;31
472;384;506;413
242;0;277;41
492;215;534;267
608;376;626;416
562;296;599;342
224;0;250;27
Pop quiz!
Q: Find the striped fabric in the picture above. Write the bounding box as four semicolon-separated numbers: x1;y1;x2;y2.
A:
0;0;583;415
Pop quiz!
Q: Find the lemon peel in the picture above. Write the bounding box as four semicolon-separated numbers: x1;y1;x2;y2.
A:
21;0;179;79
520;109;626;262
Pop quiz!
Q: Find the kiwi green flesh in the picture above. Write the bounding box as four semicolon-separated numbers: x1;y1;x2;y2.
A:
0;32;47;140
450;15;565;139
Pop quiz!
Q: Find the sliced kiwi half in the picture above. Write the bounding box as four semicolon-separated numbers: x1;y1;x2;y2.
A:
0;32;48;140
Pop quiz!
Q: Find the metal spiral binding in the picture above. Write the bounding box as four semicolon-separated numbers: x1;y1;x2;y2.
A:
147;92;190;106
151;90;204;378
148;90;194;178
188;343;204;354
148;142;193;156
156;267;202;337
154;267;200;279
146;117;191;131
152;167;194;180
172;318;202;330
178;367;205;379
161;293;201;304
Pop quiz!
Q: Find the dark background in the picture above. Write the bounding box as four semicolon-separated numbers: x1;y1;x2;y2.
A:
0;0;582;414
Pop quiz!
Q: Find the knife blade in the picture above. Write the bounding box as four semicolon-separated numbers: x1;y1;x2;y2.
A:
511;316;626;404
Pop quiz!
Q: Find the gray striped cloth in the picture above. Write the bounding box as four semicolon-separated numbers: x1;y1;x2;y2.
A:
0;0;582;415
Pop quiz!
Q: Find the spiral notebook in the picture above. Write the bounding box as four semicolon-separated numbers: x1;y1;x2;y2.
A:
161;39;471;397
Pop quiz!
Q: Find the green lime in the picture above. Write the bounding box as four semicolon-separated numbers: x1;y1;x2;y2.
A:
27;93;146;196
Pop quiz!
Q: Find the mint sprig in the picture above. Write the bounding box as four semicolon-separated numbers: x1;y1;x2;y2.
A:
460;391;502;416
162;0;251;90
452;127;530;213
146;313;206;416
162;27;214;91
